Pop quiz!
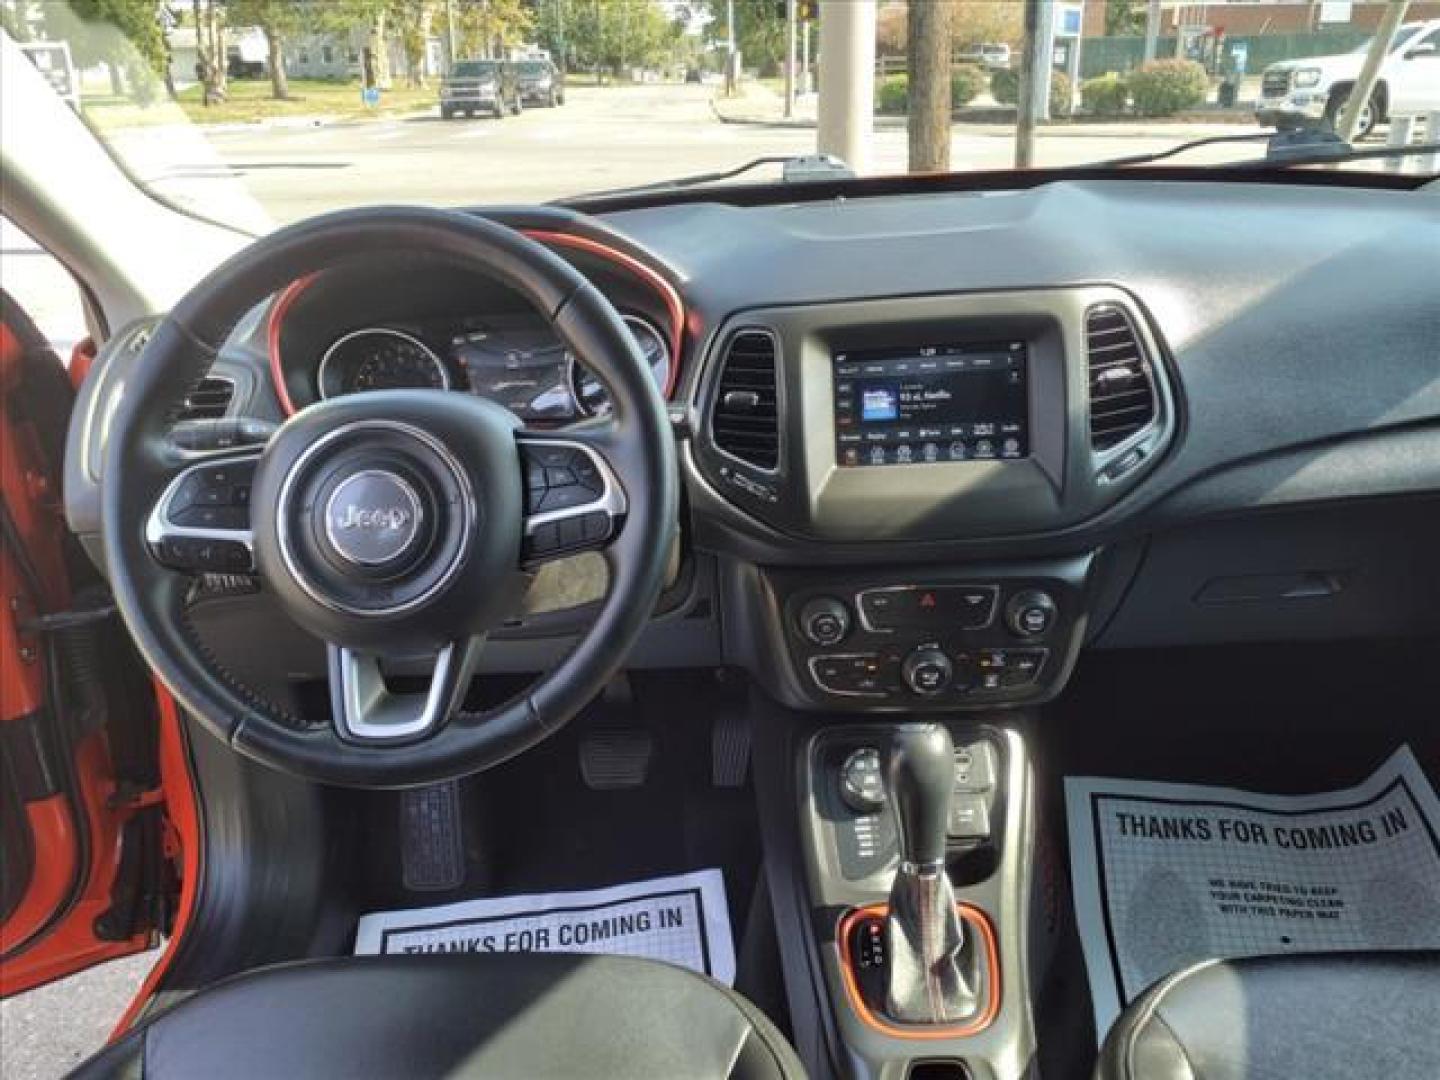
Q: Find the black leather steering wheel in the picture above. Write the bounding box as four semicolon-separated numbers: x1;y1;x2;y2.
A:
101;207;678;787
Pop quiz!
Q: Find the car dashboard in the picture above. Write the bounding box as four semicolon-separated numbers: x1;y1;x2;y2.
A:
64;176;1440;718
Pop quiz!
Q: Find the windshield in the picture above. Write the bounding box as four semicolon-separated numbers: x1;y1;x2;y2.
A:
7;2;1434;235
452;61;499;79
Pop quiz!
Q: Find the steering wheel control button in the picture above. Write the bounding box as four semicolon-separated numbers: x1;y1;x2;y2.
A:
840;748;887;814
901;648;954;696
323;470;424;567
519;440;625;564
857;585;997;632
149;454;260;574
1006;590;1057;638
799;597;851;646
156;537;252;573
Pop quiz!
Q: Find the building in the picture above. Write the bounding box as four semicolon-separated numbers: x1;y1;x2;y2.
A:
1084;1;1440;39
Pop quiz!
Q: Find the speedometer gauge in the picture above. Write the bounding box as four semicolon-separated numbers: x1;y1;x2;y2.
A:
318;328;450;398
571;315;672;417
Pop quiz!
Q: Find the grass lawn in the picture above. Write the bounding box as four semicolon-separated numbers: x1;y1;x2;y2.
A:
82;77;438;128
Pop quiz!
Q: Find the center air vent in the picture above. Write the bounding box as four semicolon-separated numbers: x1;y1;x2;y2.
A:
710;330;779;470
177;376;234;421
1085;305;1156;452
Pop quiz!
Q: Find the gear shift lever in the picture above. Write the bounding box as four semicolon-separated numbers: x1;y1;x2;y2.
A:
889;724;955;872
883;723;978;1024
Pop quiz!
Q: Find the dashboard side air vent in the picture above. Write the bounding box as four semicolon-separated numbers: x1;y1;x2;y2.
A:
176;376;235;421
1085;305;1156;453
710;330;780;471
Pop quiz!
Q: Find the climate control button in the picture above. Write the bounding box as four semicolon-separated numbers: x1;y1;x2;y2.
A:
1006;590;1057;638
901;648;954;696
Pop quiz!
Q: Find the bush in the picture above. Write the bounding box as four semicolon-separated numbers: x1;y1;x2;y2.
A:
1126;59;1208;117
990;67;1020;106
1082;72;1129;116
950;64;985;108
989;67;1073;115
876;67;986;113
877;73;908;113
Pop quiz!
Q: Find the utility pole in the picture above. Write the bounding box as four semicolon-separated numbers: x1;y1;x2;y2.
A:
1338;0;1408;141
1015;0;1044;167
800;17;810;95
816;0;876;172
784;0;797;118
1143;0;1161;62
445;0;457;70
907;0;951;173
726;0;736;95
1033;0;1056;121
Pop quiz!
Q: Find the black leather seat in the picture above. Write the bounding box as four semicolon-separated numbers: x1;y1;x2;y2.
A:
72;953;806;1079
1096;951;1440;1080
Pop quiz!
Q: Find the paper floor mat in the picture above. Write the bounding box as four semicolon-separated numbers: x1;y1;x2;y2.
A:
354;867;735;985
1065;746;1440;1039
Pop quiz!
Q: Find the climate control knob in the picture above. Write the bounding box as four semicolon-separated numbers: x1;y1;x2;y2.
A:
1006;590;1057;639
799;597;851;646
901;648;953;696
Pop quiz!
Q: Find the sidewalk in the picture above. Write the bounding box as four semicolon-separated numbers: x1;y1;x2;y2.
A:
712;76;1263;131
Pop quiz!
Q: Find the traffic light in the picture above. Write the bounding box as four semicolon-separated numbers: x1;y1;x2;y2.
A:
798;0;817;21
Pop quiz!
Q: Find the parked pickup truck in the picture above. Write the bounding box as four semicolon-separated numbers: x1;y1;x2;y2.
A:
1256;20;1440;136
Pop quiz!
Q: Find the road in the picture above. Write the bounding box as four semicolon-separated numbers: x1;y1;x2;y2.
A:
110;82;1272;229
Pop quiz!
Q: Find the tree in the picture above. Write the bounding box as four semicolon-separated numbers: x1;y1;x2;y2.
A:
568;0;677;83
700;0;785;76
390;0;435;87
192;0;227;104
453;0;531;61
907;0;951;173
948;1;1020;50
878;1;1023;60
37;0;169;103
226;0;310;99
1104;0;1146;37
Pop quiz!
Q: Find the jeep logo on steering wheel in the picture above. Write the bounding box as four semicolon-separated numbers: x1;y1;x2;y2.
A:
334;504;412;531
322;470;424;567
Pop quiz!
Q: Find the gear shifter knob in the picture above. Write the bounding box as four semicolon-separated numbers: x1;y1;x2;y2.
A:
887;723;954;868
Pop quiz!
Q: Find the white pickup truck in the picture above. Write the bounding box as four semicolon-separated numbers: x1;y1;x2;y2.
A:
1256;20;1440;136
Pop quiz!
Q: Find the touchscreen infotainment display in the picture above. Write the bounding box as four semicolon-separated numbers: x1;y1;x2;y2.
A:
833;341;1029;467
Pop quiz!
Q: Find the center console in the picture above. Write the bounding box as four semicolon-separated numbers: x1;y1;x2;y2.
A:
752;706;1048;1080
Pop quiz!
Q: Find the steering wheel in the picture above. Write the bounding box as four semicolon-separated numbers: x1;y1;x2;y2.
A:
101;208;678;787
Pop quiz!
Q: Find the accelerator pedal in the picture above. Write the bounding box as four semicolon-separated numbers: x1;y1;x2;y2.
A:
711;706;751;788
399;781;465;892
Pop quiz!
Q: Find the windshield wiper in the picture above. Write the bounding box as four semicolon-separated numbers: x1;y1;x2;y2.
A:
1091;131;1279;168
1093;128;1439;173
1216;141;1440;172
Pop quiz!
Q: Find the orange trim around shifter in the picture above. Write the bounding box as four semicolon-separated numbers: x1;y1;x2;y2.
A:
836;902;1001;1040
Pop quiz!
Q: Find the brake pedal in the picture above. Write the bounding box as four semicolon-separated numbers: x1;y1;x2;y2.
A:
579;730;654;790
400;781;464;892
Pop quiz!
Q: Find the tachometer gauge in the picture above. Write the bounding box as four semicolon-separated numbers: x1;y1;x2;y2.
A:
318;328;450;398
571;315;672;417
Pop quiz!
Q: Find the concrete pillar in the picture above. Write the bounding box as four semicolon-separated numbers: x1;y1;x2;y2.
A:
817;0;876;173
